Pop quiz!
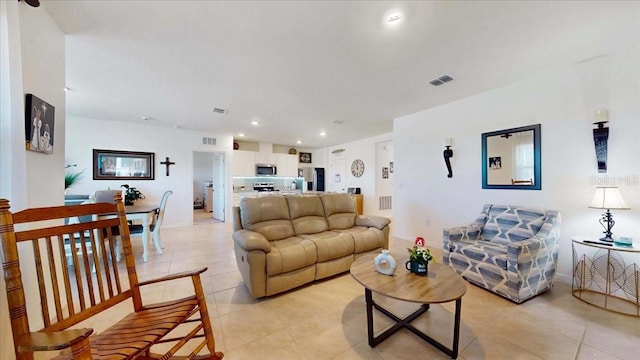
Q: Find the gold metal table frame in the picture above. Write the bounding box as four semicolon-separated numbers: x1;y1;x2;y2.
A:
572;237;640;317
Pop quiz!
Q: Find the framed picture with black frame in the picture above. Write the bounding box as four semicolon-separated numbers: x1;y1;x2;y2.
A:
299;152;312;164
93;149;155;180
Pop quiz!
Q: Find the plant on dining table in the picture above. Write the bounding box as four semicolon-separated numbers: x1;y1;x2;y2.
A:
121;184;144;205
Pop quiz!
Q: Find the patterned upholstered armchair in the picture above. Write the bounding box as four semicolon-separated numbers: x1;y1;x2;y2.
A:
443;204;561;303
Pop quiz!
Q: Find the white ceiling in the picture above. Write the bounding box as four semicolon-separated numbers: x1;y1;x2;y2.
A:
42;1;639;148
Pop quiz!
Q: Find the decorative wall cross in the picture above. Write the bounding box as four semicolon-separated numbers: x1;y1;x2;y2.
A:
160;157;175;176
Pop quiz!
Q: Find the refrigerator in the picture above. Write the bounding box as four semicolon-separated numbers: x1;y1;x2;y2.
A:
299;167;325;192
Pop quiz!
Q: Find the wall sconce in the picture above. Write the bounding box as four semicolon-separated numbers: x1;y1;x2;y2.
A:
443;138;453;178
593;109;609;173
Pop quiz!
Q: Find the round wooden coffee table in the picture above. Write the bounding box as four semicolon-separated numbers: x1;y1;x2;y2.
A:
351;252;466;359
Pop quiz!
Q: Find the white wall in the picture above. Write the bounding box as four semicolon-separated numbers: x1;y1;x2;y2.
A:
325;133;393;215
0;2;65;359
393;45;640;280
66;117;234;227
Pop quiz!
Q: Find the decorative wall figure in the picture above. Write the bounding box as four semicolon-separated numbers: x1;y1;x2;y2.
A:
160;157;176;176
592;109;609;173
443;145;453;178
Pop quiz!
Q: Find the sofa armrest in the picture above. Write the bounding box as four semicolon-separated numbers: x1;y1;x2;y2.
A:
506;237;555;270
355;215;391;230
443;225;482;243
232;229;273;253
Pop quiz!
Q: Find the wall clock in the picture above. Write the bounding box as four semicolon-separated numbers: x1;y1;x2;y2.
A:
351;159;365;177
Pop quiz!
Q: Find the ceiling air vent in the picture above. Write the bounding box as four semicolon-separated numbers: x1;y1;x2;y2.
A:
429;74;454;87
212;107;228;114
202;137;217;145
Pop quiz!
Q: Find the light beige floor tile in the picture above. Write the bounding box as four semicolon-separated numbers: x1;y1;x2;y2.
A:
582;319;640;359
576;343;625;360
459;329;545;359
488;309;582;359
332;342;386;360
218;304;286;350
225;329;306;360
210;271;246;292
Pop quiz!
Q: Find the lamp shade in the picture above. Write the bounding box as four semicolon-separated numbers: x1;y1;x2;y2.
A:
589;187;630;210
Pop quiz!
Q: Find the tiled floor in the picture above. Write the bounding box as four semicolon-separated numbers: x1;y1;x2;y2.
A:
66;219;640;360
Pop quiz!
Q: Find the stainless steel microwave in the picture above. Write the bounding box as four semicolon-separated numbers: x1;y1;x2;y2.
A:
256;164;277;176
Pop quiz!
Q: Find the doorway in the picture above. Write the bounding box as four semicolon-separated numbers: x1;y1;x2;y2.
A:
193;151;226;223
328;159;346;193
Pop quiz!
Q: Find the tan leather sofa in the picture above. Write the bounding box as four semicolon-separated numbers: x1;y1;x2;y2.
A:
232;193;391;298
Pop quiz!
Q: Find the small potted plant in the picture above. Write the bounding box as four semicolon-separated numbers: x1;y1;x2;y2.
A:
121;184;144;206
406;245;433;275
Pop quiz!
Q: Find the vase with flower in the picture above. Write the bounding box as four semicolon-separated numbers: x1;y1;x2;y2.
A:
405;245;433;276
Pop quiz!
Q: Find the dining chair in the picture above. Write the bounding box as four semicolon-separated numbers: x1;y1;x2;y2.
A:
94;189;122;204
129;190;172;250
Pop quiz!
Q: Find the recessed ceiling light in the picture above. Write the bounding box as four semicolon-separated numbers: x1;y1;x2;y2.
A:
63;87;71;92
251;121;259;126
296;140;302;144
238;133;245;137
320;131;327;137
387;13;402;23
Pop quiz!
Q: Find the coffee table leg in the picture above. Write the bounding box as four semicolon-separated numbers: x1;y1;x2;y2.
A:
452;298;462;358
365;288;375;347
364;288;462;359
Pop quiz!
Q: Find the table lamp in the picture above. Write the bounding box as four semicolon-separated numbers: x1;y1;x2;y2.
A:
589;187;630;242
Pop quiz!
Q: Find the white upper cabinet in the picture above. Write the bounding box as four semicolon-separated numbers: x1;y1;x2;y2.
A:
277;154;298;177
232;150;256;176
255;152;277;165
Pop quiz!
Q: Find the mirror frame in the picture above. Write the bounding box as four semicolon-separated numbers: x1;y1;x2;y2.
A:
481;124;541;190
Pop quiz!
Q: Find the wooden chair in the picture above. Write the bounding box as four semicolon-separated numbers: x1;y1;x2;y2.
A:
0;194;223;360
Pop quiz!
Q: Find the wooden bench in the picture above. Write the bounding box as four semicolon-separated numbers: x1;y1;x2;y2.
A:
0;194;224;360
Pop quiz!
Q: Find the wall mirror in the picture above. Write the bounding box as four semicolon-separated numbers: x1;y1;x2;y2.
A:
482;124;541;190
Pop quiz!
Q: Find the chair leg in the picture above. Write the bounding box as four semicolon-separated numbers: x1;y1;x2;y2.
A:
152;228;163;250
192;276;221;357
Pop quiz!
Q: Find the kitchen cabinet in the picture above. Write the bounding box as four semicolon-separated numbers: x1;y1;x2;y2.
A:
255;152;277;165
277;154;298;177
233;150;256;176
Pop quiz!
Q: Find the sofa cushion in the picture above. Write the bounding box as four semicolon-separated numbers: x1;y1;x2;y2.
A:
483;205;547;245
335;227;386;253
240;196;295;241
320;193;356;230
286;195;329;235
451;239;508;270
300;231;354;262
266;237;317;276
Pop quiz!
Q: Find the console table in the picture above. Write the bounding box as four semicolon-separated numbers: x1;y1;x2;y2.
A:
572;236;639;317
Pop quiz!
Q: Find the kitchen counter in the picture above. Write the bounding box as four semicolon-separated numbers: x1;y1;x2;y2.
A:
232;190;303;207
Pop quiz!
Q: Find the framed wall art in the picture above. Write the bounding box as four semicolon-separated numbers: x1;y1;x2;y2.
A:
93;149;155;180
299;152;312;163
25;94;55;154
